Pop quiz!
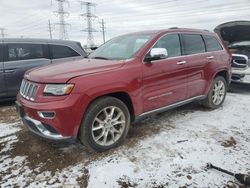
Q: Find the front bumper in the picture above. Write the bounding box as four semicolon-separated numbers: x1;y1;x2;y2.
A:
16;93;85;140
232;68;250;83
16;101;72;140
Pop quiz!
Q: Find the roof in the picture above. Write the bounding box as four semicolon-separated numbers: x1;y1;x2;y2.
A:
1;38;81;45
120;28;213;36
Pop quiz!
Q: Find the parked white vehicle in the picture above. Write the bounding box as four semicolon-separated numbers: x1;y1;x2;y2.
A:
215;21;250;83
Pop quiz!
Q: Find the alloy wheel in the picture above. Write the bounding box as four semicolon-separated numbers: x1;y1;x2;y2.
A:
91;106;126;146
212;80;225;105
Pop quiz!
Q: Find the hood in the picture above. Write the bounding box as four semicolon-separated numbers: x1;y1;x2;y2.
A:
214;21;250;44
25;58;125;83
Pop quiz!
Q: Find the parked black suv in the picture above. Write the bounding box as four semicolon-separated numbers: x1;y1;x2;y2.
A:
0;38;86;101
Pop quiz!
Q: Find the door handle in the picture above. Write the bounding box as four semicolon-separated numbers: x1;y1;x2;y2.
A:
177;61;187;65
4;69;16;73
207;56;214;60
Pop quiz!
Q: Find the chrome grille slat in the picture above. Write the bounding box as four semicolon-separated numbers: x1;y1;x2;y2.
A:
19;79;39;101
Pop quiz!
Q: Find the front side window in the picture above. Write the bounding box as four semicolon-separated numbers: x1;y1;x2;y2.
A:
203;35;223;51
89;34;153;60
8;43;44;61
182;34;206;55
50;45;80;59
152;34;181;58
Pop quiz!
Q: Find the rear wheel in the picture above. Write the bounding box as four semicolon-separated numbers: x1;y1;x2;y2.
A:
79;96;130;152
203;76;227;109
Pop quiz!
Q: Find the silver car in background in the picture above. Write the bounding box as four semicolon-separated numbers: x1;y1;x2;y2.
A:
0;38;86;101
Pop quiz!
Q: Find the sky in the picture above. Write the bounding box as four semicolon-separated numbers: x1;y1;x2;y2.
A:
0;0;249;46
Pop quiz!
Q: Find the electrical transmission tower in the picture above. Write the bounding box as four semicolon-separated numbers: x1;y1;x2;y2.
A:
0;28;7;38
80;1;98;47
53;0;70;40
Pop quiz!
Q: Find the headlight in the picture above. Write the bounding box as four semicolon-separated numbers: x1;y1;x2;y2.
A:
43;84;74;96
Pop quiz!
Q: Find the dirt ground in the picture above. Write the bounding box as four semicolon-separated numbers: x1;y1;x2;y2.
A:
0;83;250;188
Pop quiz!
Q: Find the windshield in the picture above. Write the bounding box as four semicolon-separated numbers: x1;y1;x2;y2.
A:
89;34;153;60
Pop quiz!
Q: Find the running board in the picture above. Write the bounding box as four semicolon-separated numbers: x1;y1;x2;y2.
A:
135;95;206;121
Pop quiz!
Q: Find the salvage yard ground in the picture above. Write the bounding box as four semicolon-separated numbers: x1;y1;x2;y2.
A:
0;83;250;188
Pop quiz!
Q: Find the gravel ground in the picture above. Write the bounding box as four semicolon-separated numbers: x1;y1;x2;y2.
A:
0;83;249;188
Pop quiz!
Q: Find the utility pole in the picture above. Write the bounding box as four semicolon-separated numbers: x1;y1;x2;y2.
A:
48;20;53;39
100;19;106;43
0;28;7;38
53;0;70;40
80;1;98;47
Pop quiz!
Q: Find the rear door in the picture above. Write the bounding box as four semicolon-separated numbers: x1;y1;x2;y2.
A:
4;43;51;97
0;43;7;98
181;33;210;98
49;44;82;63
203;34;224;66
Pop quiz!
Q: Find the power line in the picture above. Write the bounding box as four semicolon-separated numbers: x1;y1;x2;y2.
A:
48;20;53;39
80;1;98;47
53;0;70;40
0;28;7;38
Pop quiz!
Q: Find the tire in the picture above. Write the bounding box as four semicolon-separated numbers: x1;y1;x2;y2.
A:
202;76;227;109
79;96;131;152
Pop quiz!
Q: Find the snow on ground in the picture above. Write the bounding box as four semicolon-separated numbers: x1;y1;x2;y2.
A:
0;88;250;187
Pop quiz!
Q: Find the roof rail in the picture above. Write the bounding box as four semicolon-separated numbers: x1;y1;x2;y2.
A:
169;27;179;29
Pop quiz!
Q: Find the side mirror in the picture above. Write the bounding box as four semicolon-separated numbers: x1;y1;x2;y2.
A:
145;48;168;63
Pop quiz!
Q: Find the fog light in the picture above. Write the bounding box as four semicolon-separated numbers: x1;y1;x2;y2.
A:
38;111;56;119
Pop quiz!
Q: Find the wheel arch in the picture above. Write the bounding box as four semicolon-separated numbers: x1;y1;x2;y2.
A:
204;69;230;96
214;70;230;86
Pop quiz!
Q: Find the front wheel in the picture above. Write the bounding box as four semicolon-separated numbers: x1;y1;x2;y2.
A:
79;96;130;152
202;76;227;109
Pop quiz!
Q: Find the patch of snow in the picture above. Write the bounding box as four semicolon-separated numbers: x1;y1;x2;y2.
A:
0;122;21;137
0;93;249;187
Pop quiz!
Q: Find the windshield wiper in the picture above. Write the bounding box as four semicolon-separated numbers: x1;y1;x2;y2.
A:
91;56;112;60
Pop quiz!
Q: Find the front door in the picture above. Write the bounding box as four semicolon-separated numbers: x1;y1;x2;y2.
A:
142;33;188;112
4;43;51;97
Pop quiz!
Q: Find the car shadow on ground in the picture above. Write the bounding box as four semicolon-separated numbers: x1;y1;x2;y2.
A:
228;82;250;94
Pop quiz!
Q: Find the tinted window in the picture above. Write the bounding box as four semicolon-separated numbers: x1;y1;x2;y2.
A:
50;45;80;59
153;34;181;58
0;45;3;62
203;35;223;51
182;34;206;55
8;43;44;61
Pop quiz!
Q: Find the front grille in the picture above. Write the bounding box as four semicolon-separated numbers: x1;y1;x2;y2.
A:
20;80;39;101
232;54;249;69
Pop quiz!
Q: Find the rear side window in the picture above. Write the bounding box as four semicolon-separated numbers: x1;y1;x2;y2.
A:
203;35;223;51
50;45;80;59
0;45;3;62
182;34;206;55
153;34;181;58
7;43;44;61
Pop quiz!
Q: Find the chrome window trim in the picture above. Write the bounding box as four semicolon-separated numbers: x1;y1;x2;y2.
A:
142;32;226;64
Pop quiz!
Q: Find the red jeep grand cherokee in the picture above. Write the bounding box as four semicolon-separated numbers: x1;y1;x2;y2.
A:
16;28;232;151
